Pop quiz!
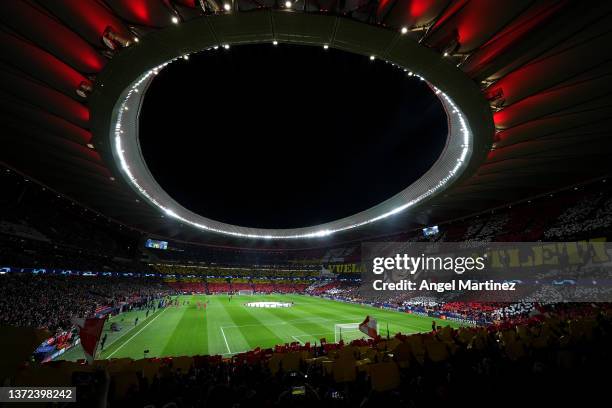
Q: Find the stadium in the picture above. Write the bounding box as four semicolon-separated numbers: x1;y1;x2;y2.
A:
0;1;611;407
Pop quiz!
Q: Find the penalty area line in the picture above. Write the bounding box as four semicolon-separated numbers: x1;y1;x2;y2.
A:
221;316;335;329
220;326;232;355
291;333;329;345
100;309;161;354
106;308;168;358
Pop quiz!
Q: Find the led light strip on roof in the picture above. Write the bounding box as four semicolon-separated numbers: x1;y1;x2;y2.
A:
110;44;473;240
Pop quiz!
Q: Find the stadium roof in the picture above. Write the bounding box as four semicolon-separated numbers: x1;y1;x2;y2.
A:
1;1;611;249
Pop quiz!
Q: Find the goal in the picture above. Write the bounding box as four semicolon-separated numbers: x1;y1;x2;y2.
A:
334;322;377;343
238;289;254;295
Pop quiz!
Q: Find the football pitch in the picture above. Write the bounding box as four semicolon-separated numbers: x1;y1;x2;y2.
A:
61;294;465;361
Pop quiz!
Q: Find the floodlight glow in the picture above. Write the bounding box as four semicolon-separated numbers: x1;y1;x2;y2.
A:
323;44;329;49
109;44;475;240
171;16;179;24
285;1;292;8
401;27;408;34
370;55;375;60
273;40;278;45
224;3;231;11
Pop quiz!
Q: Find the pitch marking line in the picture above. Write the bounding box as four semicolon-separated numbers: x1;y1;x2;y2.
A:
220;326;232;355
221;320;361;331
290;333;329;345
222;350;247;356
106;308;168;358
220;316;351;329
97;309;162;357
291;333;329;339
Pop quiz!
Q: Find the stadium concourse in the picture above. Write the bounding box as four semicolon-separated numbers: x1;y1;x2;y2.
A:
1;1;612;407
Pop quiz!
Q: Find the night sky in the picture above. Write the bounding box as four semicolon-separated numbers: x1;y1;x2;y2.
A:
140;43;447;229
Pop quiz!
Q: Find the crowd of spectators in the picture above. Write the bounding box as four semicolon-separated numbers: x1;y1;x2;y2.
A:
382;178;612;245
163;277;314;295
152;264;321;279
545;192;612;239
0;274;171;333
8;303;610;407
309;283;543;324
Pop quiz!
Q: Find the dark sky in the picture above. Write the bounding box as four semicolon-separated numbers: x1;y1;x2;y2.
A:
140;43;447;229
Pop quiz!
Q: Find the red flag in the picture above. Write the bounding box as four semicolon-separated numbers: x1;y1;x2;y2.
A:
359;316;378;339
72;317;106;363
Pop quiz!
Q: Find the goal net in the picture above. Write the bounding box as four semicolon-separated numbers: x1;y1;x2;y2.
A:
334;322;377;343
238;290;254;295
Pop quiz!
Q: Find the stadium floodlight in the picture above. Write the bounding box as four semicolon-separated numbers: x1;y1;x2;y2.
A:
102;16;486;240
171;16;179;24
285;1;292;8
102;26;131;50
76;81;93;98
401;27;408;34
224;3;231;11
273;40;278;45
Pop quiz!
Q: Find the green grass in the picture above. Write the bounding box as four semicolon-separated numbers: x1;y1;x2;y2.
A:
60;294;465;360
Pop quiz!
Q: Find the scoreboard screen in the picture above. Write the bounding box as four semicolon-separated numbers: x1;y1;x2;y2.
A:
145;239;168;250
422;226;439;237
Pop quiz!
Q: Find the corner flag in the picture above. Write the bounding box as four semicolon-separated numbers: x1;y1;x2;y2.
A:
359;315;378;339
71;317;106;363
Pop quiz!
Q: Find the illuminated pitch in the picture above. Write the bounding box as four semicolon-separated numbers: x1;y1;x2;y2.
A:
59;294;466;359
